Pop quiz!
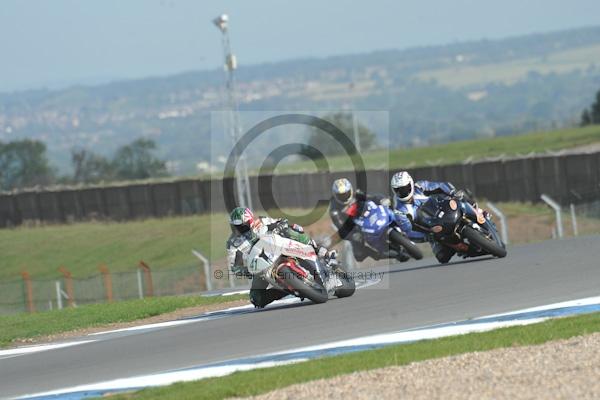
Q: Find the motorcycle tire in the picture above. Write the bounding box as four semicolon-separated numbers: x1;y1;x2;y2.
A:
332;266;356;298
463;226;507;258
278;266;329;304
389;230;423;260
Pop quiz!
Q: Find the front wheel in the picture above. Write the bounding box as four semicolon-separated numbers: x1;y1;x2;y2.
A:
278;266;329;304
389;229;423;260
463;226;507;258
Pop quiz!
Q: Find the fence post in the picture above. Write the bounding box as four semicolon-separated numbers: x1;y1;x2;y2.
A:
98;264;113;303
21;271;35;313
486;202;509;245
138;261;154;297
55;280;63;309
192;249;214;291
58;266;75;307
137;269;144;299
541;194;563;239
570;204;579;236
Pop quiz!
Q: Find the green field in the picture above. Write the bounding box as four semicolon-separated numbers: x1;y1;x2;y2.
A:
0;207;332;281
276;125;600;174
415;43;600;88
110;311;600;400
0;214;229;280
0;294;245;348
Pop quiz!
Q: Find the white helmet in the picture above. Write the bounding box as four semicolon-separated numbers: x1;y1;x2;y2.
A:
391;171;414;202
332;178;353;205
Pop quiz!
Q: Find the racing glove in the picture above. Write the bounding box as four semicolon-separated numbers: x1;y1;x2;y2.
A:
310;239;330;259
290;223;304;233
380;197;392;207
452;189;465;201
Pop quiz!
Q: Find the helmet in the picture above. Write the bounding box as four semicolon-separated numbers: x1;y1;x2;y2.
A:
391;171;414;202
332;178;353;205
229;207;255;234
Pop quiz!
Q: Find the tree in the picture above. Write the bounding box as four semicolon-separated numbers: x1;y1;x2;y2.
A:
581;89;600;126
112;138;168;180
0;139;54;191
304;112;377;157
71;148;114;184
592;90;600;123
68;138;169;184
581;109;592;127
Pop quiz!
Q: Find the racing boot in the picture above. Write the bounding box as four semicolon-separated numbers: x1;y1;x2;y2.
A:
394;250;410;262
380;249;410;262
250;288;288;308
432;242;455;264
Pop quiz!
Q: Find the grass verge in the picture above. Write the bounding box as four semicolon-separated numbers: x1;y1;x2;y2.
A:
113;311;600;400
0;294;246;348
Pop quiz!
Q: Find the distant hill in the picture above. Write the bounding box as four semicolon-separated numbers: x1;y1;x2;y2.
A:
1;26;600;175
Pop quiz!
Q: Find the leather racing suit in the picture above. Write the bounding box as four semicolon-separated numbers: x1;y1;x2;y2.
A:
226;217;322;308
393;180;477;263
329;190;408;262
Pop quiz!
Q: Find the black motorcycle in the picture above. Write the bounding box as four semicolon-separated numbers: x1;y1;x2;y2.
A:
412;194;507;262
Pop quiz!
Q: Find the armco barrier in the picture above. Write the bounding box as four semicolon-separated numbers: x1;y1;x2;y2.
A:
0;151;599;227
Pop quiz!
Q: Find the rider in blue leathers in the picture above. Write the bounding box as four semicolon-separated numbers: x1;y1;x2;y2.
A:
329;178;409;262
391;171;474;263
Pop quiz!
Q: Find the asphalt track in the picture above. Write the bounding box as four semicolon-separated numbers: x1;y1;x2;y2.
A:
2;235;600;398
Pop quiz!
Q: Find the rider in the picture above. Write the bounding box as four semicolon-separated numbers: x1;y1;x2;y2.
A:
226;206;332;308
329;178;409;262
390;170;475;263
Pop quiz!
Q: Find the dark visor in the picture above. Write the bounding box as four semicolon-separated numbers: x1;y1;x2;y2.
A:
335;190;352;203
394;185;412;199
232;224;250;234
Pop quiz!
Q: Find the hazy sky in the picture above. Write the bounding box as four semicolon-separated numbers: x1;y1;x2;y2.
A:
1;0;599;92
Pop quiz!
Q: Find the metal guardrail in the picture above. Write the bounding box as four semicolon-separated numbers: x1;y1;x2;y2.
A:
541;194;564;239
486;202;509;245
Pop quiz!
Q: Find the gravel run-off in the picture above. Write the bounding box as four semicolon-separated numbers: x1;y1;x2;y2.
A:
243;332;600;400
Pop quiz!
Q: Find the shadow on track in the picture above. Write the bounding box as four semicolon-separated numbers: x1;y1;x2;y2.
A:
386;256;496;275
179;297;316;321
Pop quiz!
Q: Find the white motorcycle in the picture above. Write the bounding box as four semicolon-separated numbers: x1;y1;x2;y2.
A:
244;233;355;304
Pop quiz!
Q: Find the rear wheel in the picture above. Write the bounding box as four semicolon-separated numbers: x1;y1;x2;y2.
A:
463;226;507;258
389;230;423;260
278;266;329;304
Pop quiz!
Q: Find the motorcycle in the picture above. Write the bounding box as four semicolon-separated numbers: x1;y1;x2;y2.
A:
412;194;507;262
354;200;424;261
245;232;355;304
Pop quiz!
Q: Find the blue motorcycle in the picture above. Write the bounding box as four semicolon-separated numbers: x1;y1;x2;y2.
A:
354;201;423;261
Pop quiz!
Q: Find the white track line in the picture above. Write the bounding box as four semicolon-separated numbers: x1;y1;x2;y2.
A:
0;340;94;360
89;277;381;336
19;293;600;400
480;295;600;319
18;359;305;398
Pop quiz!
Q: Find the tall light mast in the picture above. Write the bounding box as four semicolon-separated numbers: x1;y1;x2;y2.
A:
212;14;252;209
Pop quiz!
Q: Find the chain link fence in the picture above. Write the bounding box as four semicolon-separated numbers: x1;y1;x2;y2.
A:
0;260;241;315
